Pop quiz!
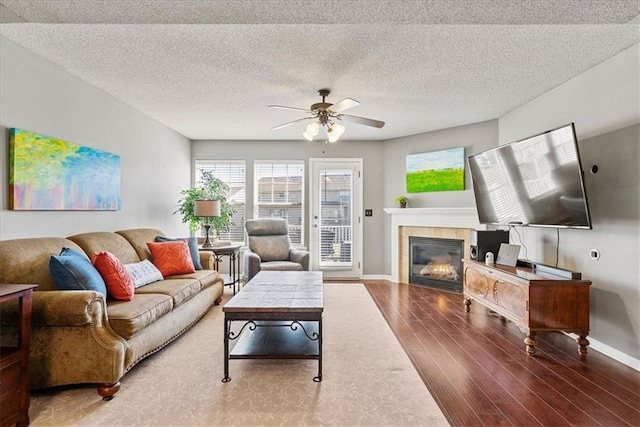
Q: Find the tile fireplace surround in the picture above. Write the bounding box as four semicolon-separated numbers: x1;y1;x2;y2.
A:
383;207;487;284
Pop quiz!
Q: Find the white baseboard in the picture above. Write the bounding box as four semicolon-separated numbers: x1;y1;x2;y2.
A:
361;274;394;281
565;332;640;371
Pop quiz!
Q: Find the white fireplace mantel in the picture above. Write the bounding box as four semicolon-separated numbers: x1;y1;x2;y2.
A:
384;207;485;282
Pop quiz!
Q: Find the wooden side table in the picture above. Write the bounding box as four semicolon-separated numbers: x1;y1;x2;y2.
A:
200;245;242;294
1;284;37;427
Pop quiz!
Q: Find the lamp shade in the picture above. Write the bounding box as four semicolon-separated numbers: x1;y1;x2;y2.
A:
194;200;220;217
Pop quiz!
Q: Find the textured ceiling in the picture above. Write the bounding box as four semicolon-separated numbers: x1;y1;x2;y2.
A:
1;1;639;141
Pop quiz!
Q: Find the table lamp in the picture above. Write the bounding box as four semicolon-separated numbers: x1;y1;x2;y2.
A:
194;200;220;248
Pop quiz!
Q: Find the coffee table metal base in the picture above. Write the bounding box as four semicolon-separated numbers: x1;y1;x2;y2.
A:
222;314;323;382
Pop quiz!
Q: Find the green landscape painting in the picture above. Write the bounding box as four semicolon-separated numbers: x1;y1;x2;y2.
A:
406;147;465;193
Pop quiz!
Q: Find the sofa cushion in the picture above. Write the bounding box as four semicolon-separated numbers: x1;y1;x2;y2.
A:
0;237;85;292
92;251;135;301
49;248;107;296
68;231;141;264
135;278;201;307
154;236;203;270
125;260;164;288
116;228;165;262
168;270;221;290
147;241;195;277
106;293;174;339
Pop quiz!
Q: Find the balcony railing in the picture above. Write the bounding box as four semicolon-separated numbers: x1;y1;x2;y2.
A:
320;225;352;263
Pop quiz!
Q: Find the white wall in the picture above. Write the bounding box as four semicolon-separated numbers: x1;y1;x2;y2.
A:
192;139;386;275
0;37;192;239
499;44;640;365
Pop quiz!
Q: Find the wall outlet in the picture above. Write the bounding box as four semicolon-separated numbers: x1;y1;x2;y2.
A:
364;209;373;217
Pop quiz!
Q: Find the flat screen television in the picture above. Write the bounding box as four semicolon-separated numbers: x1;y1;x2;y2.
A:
468;123;592;229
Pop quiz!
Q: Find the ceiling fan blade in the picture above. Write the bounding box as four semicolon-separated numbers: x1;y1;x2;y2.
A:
328;98;360;114
268;105;312;113
340;114;385;128
271;117;314;131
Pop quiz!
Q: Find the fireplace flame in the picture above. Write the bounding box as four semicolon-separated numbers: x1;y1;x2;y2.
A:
419;262;459;281
431;263;451;273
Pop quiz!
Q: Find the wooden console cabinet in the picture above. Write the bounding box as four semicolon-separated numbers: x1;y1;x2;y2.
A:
463;260;590;356
1;284;37;427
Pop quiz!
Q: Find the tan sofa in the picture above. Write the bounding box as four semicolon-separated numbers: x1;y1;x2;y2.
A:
0;228;224;400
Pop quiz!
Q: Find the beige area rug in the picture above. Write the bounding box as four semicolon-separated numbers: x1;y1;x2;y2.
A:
29;283;449;426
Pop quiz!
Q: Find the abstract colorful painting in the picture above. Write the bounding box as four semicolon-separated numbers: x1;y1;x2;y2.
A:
406;147;465;193
9;128;121;210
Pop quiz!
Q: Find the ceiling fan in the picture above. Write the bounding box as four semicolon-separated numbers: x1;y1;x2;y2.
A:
268;89;385;142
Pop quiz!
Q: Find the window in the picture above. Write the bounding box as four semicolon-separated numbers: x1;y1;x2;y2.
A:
254;161;305;244
195;160;246;243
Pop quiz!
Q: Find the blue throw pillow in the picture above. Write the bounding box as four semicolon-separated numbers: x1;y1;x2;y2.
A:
154;236;203;270
60;246;90;261
49;248;107;296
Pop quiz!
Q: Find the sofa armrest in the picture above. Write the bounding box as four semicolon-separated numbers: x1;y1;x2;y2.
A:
0;289;128;390
289;247;310;270
243;249;261;282
198;250;215;270
36;290;110;326
0;290;107;327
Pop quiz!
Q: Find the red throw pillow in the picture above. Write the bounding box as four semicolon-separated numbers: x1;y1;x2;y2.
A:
147;240;195;277
91;251;135;301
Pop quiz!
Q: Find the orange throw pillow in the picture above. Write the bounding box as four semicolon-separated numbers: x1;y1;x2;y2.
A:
91;251;135;301
147;240;195;277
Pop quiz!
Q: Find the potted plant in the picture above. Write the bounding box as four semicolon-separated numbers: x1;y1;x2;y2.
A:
394;195;408;208
175;170;237;241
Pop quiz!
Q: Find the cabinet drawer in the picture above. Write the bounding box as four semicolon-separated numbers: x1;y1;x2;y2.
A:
464;267;489;298
494;280;527;322
0;359;21;397
0;389;20;425
465;266;528;323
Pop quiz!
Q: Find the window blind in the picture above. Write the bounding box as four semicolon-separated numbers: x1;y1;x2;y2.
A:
195;160;246;243
254;161;305;244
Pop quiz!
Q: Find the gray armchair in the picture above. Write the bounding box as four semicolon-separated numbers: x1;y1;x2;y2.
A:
243;218;310;282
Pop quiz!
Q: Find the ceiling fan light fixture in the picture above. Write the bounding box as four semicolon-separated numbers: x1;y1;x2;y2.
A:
331;123;345;137
327;128;339;143
306;122;320;136
326;122;345;143
270;89;384;145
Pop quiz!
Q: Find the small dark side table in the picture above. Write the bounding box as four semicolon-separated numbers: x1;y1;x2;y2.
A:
1;284;37;427
200;244;242;294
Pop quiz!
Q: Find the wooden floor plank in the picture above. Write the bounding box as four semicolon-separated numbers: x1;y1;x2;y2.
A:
364;280;640;427
411;289;581;426
434;289;630;426
420;296;597;425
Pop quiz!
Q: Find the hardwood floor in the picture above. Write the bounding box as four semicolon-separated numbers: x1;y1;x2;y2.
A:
363;280;640;427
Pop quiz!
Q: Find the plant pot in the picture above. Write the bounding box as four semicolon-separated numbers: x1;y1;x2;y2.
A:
400;202;407;208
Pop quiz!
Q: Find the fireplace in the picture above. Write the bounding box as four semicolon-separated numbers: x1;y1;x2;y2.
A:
409;236;464;293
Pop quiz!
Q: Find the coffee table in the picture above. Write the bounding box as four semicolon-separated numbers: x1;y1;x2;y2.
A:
222;271;323;382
